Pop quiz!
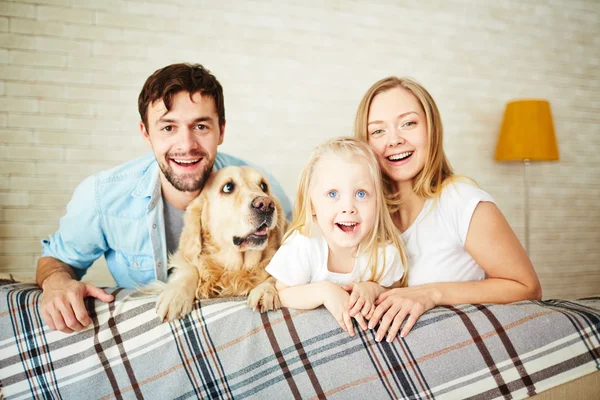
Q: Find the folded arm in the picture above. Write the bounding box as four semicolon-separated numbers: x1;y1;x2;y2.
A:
276;280;367;335
371;202;542;341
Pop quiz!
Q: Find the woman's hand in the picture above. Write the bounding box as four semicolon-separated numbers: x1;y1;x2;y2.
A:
342;282;386;320
323;282;367;336
369;285;440;342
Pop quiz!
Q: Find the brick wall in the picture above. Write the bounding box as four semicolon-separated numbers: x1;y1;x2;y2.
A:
1;0;599;298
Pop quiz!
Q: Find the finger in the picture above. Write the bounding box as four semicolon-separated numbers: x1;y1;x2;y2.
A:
380;307;409;343
336;315;348;333
399;307;424;338
366;305;375;321
375;291;391;305
354;312;368;331
343;311;355;336
48;305;74;333
374;304;406;342
368;299;393;329
376;288;400;305
347;291;360;309
57;301;85;332
85;285;114;303
360;300;372;317
341;283;354;292
69;292;93;328
348;298;365;317
40;306;57;331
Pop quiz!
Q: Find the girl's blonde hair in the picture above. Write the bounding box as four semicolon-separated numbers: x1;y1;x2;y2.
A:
286;137;408;286
354;77;456;212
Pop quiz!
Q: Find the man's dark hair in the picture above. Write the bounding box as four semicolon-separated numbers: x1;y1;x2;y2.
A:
138;63;225;128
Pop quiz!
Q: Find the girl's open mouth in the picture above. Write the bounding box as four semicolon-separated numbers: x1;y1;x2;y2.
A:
336;222;358;234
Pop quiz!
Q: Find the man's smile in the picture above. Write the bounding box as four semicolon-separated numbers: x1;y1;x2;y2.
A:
170;157;203;169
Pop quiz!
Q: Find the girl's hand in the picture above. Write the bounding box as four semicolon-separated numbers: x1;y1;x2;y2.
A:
369;286;439;342
342;282;386;320
323;282;367;336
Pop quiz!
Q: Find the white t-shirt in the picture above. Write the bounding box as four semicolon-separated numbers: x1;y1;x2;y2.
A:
403;180;495;286
266;230;404;287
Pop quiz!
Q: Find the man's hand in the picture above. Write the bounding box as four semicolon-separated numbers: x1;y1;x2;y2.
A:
323;282;367;336
40;272;114;333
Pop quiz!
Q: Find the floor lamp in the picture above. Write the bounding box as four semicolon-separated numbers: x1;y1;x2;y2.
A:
494;99;559;254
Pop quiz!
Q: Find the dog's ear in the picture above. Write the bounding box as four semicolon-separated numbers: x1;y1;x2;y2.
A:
178;194;208;262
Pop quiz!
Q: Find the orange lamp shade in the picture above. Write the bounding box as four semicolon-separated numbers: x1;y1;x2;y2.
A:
495;99;559;162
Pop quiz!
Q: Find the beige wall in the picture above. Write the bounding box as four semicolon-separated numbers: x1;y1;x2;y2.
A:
1;0;599;298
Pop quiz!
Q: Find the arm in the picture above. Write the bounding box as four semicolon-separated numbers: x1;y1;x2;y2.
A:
37;175;114;333
276;279;332;310
37;257;114;333
276;280;367;335
371;202;542;341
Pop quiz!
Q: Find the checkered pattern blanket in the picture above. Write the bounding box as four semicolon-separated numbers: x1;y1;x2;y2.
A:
1;283;599;399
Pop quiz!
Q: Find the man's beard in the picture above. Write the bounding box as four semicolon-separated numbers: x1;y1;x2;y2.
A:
158;151;214;192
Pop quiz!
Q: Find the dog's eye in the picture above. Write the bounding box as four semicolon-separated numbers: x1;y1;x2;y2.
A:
222;182;235;193
260;181;268;192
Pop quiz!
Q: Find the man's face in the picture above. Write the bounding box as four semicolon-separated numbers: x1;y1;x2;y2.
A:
141;91;225;193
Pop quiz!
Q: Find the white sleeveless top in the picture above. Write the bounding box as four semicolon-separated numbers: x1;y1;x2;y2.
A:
402;181;495;286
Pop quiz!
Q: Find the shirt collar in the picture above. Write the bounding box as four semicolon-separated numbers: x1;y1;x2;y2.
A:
132;160;160;200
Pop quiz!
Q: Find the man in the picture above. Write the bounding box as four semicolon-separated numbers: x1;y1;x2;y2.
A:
37;63;292;333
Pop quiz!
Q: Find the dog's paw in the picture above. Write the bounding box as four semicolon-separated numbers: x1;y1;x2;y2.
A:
156;285;195;322
248;282;281;313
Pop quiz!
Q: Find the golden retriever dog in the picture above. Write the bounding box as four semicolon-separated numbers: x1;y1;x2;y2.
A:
155;166;286;322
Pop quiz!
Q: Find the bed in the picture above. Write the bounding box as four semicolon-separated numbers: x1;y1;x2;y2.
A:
1;281;598;399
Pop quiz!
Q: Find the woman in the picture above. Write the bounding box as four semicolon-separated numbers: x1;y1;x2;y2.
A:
352;77;542;342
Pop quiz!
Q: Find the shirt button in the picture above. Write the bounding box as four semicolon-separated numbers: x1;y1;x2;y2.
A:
157;262;162;267
152;224;157;229
132;262;138;268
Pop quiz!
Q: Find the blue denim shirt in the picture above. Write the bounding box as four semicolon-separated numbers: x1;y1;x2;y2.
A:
41;153;292;288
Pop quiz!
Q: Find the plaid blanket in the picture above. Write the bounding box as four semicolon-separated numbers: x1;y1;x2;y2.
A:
1;283;599;400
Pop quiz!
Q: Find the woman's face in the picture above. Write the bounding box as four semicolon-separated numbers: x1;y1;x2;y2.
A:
366;87;428;188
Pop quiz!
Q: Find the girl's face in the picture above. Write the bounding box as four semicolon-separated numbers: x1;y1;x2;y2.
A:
309;154;377;255
366;87;428;188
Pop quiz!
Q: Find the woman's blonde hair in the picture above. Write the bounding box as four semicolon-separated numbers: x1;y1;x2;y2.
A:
354;77;455;211
286;137;408;286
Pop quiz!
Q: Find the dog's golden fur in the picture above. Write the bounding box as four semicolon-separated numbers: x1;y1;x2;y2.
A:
155;166;286;321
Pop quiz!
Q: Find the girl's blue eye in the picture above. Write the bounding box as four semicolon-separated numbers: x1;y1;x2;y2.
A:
356;190;367;199
327;191;338;198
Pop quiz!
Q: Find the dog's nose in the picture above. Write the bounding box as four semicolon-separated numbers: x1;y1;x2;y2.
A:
252;196;274;213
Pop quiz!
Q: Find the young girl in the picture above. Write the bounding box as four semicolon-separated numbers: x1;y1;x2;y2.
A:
354;77;542;342
266;137;407;336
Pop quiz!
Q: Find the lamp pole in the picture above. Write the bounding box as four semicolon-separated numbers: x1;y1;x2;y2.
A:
523;159;530;254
